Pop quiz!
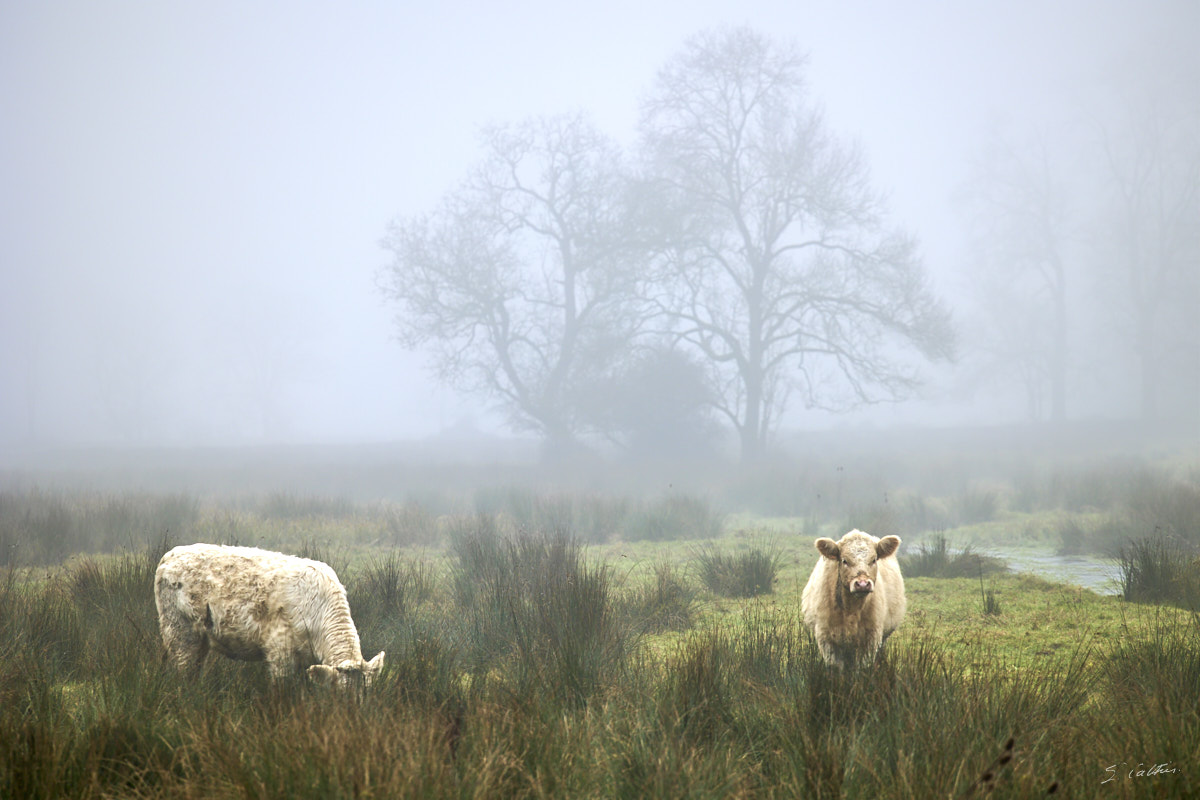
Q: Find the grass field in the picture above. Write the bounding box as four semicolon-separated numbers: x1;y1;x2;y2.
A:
0;437;1197;798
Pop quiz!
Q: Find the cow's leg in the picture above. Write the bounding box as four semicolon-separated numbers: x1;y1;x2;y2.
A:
263;632;297;680
157;590;210;675
874;630;891;662
163;627;209;675
266;656;293;680
815;632;844;668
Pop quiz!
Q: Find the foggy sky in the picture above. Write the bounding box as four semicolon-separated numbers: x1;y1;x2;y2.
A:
1;1;1194;449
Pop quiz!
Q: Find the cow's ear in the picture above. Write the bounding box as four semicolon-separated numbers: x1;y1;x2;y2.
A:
876;536;901;559
815;538;840;560
307;664;338;684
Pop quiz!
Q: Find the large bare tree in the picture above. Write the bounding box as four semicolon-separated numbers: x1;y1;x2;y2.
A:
639;28;954;462
379;114;646;457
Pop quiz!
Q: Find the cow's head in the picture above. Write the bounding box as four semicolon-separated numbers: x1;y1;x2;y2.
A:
307;651;386;689
815;530;900;596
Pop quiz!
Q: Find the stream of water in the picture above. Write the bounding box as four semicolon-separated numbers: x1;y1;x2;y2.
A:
990;550;1122;595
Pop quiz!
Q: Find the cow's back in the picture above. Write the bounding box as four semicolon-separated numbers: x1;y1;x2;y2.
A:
155;544;315;656
157;544;294;610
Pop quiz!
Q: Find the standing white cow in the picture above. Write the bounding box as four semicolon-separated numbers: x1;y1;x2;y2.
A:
155;544;384;687
801;529;906;668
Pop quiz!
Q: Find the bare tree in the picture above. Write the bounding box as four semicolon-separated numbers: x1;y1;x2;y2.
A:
379;114;646;458
639;28;954;462
960;128;1074;423
1094;84;1200;424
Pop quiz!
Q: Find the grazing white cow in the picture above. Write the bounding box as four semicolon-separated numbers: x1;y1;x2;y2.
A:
155;544;384;687
801;529;906;668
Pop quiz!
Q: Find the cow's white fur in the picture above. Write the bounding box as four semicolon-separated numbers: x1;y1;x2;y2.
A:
154;544;384;686
801;529;906;668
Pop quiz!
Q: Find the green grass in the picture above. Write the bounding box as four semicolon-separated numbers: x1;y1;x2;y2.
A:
2;520;1197;798
695;540;783;597
1;445;1198;798
622;560;699;634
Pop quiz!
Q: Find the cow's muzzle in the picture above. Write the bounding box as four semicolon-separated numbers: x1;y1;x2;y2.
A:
850;578;873;593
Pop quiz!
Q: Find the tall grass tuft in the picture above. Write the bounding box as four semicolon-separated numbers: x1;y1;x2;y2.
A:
449;523;628;706
735;603;803;687
902;533;1008;579
979;574;1003;617
696;542;782;597
1117;533;1200;608
623;561;698;634
659;629;735;744
1101;610;1200;714
348;552;435;642
1092;610;1200;792
383;627;463;711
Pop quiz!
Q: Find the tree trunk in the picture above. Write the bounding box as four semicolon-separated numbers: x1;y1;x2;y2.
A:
739;425;763;465
540;417;589;465
741;269;767;465
739;356;769;464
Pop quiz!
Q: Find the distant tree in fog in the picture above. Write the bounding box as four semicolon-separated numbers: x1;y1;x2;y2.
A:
637;28;955;463
379;114;648;459
960;129;1074;423
1093;79;1200;424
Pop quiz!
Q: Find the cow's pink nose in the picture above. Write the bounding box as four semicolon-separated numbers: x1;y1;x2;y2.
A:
852;578;873;592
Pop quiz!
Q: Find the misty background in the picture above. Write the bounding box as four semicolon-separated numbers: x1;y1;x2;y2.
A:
2;1;1197;461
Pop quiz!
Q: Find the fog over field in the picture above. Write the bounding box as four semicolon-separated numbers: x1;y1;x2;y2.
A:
1;1;1196;458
